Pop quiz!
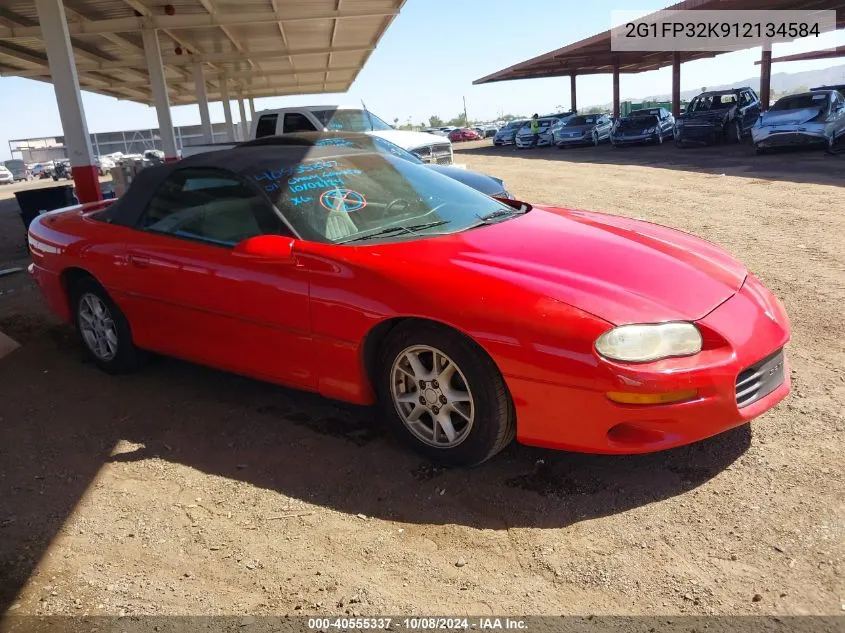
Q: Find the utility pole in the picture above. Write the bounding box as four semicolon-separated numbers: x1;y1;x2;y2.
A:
463;96;468;126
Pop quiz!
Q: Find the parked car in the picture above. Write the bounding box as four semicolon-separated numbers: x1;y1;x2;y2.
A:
611;108;675;146
184;105;455;166
3;159;32;182
448;128;482;142
493;120;526;146
482;126;498;138
27;136;791;466
243;132;513;199
811;84;845;99
554;114;614;147
752;90;845;154
514;117;560;148
97;156;116;175
472;127;486;138
675;87;760;147
0;165;13;185
52;160;73;181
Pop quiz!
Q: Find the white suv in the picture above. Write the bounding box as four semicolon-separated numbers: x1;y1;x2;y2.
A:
251;106;454;165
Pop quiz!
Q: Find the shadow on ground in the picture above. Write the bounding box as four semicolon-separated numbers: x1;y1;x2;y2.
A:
454;139;845;188
0;312;751;612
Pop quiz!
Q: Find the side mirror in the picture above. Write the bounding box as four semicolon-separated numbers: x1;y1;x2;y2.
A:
233;235;295;263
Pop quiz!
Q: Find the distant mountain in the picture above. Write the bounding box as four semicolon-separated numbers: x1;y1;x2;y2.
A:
638;64;845;101
586;64;845;109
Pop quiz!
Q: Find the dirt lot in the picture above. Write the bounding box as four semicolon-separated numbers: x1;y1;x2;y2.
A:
0;142;843;618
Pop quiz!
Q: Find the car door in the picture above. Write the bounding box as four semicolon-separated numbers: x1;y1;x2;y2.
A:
116;167;316;389
597;116;611;139
742;90;761;131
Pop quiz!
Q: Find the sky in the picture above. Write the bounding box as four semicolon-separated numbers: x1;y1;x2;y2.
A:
1;0;844;160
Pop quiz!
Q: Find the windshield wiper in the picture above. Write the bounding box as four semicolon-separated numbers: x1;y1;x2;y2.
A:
474;208;521;224
338;220;450;244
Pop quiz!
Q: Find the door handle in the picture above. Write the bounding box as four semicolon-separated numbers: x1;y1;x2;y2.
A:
127;254;149;269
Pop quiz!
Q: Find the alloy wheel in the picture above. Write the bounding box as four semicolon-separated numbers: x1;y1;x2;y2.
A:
390;345;475;448
78;293;118;361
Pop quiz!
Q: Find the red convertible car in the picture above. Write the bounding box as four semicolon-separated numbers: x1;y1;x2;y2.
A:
27;138;791;466
448;128;482;142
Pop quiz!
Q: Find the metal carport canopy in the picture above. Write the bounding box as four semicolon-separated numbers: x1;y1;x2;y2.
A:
0;0;406;105
472;0;845;85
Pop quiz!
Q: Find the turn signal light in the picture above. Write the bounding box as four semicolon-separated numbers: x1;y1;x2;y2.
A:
606;389;698;405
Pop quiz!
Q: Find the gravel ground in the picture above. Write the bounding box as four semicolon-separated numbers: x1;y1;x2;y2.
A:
0;141;842;618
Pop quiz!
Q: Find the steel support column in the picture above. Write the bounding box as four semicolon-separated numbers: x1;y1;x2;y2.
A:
248;97;256;119
612;62;620;119
141;29;178;162
34;0;101;202
220;79;235;142
671;51;681;118
760;48;772;112
570;74;577;112
238;97;249;142
193;61;213;143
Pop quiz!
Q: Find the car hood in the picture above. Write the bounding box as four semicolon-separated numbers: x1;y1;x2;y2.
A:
370;206;746;325
617;116;657;132
368;129;450;151
425;164;503;195
759;107;822;127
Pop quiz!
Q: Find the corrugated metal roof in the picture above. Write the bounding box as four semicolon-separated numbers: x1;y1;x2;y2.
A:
0;0;405;104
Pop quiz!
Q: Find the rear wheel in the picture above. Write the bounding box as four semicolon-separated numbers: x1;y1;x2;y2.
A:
71;277;141;374
376;322;515;466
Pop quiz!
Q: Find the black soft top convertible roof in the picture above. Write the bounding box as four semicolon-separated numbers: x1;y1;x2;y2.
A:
100;140;375;228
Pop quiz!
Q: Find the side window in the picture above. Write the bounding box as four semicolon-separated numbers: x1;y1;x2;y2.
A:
747;90;758;104
283;113;317;133
138;168;289;247
255;114;278;138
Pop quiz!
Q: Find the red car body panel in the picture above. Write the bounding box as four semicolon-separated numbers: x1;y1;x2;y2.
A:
27;200;791;454
448;129;482;142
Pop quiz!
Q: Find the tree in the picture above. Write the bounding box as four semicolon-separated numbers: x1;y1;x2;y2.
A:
446;113;468;127
582;105;605;114
393;117;399;127
428;115;444;128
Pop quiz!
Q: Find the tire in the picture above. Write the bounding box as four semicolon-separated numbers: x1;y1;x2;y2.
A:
375;321;515;466
755;144;769;155
732;120;742;144
71;276;141;374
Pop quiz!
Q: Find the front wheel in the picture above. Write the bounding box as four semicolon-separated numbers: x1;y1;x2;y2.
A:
72;277;141;374
376;322;515;466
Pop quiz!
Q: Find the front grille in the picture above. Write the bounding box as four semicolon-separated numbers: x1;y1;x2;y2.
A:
435;156;451;165
735;348;785;408
412;146;431;159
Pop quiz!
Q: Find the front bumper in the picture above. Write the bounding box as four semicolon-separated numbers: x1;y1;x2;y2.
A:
677;123;724;145
556;134;592;146
611;132;659;145
511;274;791;454
515;135;552;148
752;124;829;148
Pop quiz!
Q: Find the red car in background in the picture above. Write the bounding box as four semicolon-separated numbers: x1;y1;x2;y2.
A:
27;138;791;467
448;128;482;142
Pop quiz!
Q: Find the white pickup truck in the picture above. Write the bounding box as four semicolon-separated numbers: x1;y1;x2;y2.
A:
181;105;454;165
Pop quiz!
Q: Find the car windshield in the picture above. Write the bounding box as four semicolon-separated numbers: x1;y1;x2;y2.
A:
519;120;552;131
505;121;523;129
310;109;393;132
250;153;521;245
771;93;828;111
688;94;737;112
566;116;597;126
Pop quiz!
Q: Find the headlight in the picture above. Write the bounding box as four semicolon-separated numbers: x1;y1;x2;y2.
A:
498;190;515;199
646;126;657;134
595;323;702;362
